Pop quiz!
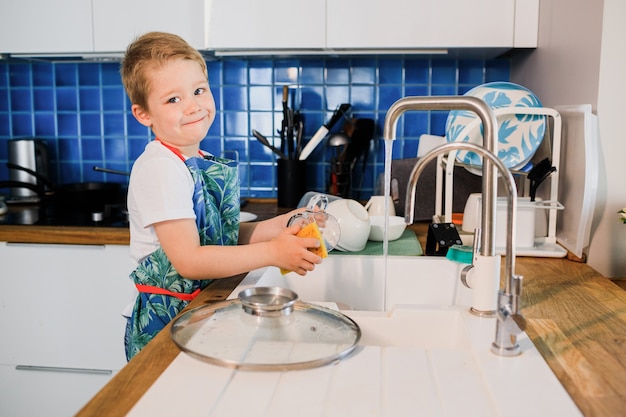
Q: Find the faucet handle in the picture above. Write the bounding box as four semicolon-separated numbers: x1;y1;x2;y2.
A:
471;228;481;262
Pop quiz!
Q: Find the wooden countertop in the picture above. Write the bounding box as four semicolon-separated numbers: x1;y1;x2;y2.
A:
13;201;623;417
0;200;282;246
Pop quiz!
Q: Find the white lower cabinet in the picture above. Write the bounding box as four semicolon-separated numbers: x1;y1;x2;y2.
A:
0;242;135;417
0;365;117;417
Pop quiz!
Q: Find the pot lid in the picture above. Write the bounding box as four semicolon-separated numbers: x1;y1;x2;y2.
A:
170;287;361;371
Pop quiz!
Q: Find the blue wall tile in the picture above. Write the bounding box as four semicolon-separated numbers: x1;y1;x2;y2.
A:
9;63;31;87
32;63;53;86
55;64;77;87
0;89;8;111
10;89;31;111
0;56;509;198
34;89;55;111
56;88;77;111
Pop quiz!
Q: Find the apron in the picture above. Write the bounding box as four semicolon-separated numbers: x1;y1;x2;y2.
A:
124;140;240;360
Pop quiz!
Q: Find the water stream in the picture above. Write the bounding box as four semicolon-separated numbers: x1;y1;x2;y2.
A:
381;138;394;311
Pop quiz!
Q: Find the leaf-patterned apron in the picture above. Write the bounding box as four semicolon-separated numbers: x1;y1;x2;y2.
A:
124;140;239;360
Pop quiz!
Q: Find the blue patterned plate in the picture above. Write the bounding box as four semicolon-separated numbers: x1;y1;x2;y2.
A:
445;82;546;171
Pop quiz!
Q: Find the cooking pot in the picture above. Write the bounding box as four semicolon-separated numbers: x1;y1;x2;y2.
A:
8;138;50;199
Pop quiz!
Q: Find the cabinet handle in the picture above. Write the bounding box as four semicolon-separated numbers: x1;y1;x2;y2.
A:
15;364;112;375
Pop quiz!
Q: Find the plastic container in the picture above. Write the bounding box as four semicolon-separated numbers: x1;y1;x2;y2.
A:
462;193;548;249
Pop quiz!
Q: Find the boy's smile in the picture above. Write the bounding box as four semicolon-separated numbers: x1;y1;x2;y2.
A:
132;59;215;156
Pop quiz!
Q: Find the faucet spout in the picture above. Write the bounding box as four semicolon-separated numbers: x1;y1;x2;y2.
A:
383;96;499;256
383;95;525;356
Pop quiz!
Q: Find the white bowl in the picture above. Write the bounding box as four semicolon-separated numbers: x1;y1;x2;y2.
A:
326;199;370;252
445;81;546;171
368;216;407;241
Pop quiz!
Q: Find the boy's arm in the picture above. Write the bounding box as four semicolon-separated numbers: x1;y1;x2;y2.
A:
154;216;320;279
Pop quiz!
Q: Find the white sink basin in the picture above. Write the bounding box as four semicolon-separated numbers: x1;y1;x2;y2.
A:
348;307;470;348
126;255;583;417
234;254;473;311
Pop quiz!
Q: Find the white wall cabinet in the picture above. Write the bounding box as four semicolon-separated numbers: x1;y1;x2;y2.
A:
2;0;538;55
206;0;539;54
326;0;515;49
92;0;206;52
0;0;205;54
0;0;93;54
206;0;326;50
0;242;135;417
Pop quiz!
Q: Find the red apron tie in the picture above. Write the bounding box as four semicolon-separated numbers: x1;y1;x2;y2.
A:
136;284;201;301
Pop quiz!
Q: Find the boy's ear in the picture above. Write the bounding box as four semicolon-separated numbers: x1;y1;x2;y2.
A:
132;104;152;127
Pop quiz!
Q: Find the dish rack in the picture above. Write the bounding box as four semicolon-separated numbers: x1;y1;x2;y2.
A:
434;107;567;258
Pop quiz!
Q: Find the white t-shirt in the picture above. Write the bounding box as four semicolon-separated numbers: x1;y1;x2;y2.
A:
127;140;196;265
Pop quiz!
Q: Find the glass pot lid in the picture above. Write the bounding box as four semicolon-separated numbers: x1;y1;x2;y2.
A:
170;287;361;371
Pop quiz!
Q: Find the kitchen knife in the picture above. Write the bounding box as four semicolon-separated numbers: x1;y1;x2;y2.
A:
298;103;351;161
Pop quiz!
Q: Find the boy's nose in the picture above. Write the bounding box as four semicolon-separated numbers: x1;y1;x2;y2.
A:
186;98;202;114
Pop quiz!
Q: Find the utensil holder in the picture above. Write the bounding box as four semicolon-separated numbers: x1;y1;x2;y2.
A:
277;159;307;208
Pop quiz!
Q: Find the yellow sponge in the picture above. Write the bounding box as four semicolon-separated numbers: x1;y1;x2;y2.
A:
280;221;328;274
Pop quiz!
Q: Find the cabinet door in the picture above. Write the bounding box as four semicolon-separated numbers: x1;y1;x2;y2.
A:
0;365;116;417
0;0;93;54
206;0;326;50
0;243;135;371
327;0;516;49
92;0;206;52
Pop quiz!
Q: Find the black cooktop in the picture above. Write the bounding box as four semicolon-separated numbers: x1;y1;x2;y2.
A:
0;198;129;228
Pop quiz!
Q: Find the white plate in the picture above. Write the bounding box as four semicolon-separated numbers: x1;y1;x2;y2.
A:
445;81;546;171
239;211;257;222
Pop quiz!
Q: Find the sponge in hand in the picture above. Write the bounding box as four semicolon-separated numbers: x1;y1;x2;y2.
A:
280;221;328;275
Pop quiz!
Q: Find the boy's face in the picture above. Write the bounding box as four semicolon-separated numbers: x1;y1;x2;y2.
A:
132;59;215;152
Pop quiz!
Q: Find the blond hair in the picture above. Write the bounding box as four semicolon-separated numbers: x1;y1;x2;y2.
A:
120;32;207;111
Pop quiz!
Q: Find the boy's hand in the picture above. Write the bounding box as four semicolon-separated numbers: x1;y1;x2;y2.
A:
274;223;323;276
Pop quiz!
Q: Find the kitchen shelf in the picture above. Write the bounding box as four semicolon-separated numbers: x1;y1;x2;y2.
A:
434;107;567;258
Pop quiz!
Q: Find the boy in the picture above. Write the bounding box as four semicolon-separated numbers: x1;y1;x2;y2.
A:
120;32;321;360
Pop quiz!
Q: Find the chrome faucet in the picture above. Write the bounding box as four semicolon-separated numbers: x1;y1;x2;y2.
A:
383;96;526;356
384;96;499;258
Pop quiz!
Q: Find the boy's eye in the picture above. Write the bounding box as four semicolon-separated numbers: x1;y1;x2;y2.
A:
194;88;205;95
167;97;180;104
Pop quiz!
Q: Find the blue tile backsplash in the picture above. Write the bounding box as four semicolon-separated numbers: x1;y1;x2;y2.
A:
0;56;509;199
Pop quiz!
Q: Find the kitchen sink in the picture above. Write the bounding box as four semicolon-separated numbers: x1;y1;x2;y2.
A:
126;255;583;417
232;254;473;311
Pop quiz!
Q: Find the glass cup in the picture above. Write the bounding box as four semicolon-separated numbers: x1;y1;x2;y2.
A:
287;193;341;252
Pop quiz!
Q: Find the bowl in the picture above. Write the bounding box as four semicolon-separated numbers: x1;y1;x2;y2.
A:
445;81;546;172
368;216;407;241
326;199;370;252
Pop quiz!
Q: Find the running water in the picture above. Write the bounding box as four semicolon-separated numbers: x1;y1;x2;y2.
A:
381;138;394;311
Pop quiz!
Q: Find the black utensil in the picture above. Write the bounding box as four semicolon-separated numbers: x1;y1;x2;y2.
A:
282;85;295;159
295;115;303;159
343;119;375;199
93;166;130;176
527;157;557;201
252;129;288;160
